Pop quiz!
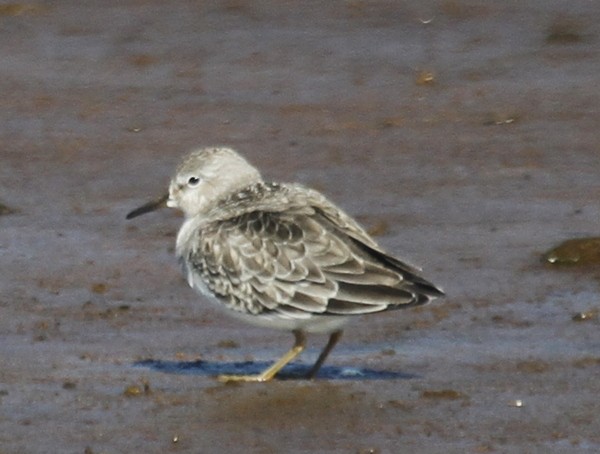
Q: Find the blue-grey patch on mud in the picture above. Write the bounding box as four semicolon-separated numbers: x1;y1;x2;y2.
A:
134;359;417;380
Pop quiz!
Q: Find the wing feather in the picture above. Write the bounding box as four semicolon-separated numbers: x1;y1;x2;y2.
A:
186;190;442;319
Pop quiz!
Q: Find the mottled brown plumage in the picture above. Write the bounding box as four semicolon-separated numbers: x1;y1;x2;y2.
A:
127;147;443;382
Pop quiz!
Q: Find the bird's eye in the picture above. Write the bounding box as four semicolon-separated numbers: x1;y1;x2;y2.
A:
187;176;201;187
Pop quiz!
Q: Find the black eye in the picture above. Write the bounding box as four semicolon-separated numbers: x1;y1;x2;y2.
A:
187;176;200;187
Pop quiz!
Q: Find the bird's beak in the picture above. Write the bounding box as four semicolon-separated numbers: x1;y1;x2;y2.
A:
126;193;169;220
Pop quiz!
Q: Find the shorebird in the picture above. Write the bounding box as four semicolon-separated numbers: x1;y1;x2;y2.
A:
127;147;443;382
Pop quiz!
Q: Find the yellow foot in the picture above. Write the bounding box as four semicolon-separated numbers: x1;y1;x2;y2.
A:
217;330;307;384
217;373;273;383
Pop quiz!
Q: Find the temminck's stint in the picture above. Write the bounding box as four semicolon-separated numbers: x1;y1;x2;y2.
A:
127;147;443;382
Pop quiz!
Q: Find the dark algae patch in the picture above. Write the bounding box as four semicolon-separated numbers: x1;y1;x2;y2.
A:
545;15;586;44
543;237;600;267
0;201;17;215
420;389;466;400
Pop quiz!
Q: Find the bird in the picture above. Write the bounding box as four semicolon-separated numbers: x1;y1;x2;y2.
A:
126;147;443;382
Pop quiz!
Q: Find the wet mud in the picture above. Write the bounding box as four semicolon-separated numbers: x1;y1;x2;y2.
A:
1;1;599;453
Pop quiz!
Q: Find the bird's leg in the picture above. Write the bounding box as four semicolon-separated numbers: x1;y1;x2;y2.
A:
218;330;306;383
306;330;343;379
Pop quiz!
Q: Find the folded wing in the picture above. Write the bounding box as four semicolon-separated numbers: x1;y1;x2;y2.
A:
186;205;442;319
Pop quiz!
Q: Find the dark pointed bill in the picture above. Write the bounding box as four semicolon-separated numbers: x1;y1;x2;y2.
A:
126;193;169;220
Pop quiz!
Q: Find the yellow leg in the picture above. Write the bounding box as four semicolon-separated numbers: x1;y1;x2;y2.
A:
306;330;343;379
218;330;306;383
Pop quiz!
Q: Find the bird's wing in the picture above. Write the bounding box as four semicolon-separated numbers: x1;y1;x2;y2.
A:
303;188;444;299
186;207;436;318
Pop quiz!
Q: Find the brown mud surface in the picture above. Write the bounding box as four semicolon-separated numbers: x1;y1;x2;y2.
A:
1;1;599;453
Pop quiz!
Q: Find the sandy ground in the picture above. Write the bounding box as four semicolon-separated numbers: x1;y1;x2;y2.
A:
1;1;599;453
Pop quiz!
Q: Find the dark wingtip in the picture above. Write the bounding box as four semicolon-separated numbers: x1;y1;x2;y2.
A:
126;193;169;220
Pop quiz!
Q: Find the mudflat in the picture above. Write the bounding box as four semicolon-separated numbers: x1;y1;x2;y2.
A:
1;2;598;453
